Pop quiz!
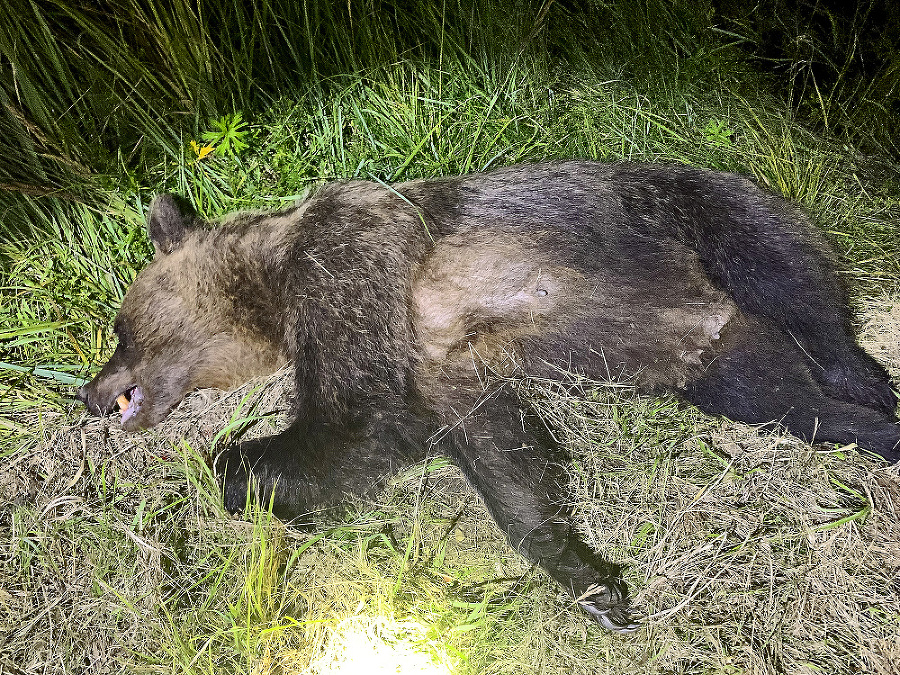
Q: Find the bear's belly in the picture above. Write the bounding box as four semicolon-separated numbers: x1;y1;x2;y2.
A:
411;228;738;392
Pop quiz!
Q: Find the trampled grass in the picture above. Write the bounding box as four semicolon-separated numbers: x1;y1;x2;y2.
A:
2;1;900;673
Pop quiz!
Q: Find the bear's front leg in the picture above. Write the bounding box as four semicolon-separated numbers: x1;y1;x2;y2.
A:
219;408;431;519
440;386;639;632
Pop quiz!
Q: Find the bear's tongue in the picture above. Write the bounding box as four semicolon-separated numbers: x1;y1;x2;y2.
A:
118;387;145;424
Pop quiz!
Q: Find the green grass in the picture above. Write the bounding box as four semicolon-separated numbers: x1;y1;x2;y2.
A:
2;1;900;673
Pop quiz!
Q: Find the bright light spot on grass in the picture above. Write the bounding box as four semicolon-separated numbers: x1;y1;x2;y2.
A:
308;616;454;675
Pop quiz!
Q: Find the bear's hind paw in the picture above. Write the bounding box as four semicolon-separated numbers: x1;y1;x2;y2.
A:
575;582;640;633
821;363;898;416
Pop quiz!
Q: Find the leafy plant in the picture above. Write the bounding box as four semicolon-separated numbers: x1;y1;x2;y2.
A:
703;119;734;148
202;113;250;157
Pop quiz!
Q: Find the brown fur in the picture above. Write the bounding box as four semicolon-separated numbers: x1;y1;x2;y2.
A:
78;161;899;632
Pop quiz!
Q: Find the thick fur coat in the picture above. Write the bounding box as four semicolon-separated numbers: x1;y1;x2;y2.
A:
79;161;900;631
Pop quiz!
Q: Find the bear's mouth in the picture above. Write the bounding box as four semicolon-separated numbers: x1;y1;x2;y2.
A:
116;386;145;424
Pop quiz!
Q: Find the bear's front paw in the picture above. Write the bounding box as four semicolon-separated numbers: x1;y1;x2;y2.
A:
576;581;640;633
215;430;319;519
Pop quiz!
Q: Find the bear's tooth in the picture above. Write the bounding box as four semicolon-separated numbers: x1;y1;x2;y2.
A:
116;394;130;414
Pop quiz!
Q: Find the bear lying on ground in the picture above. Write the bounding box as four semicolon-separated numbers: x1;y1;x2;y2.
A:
78;161;900;632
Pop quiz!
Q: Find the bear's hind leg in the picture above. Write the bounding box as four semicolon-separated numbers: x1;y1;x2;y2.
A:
685;323;900;462
685;189;897;415
440;386;638;632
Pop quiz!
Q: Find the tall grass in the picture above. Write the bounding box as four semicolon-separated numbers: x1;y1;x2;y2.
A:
715;0;900;158
4;1;896;228
0;0;555;210
1;0;761;223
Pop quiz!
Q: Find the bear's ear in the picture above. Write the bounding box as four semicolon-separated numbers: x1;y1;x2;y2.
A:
147;194;196;255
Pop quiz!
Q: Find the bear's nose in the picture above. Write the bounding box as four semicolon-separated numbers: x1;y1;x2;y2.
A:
76;384;105;416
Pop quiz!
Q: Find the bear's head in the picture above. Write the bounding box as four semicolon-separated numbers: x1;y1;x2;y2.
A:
77;195;286;430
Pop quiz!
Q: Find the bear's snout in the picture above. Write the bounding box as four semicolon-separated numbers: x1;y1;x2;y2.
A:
77;378;128;418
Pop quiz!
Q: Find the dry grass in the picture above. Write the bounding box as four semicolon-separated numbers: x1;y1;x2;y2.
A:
1;296;898;674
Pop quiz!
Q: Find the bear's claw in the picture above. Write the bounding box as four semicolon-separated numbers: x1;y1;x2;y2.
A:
580;601;641;633
574;581;640;633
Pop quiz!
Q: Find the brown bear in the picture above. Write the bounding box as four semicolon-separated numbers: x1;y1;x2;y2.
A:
77;161;900;632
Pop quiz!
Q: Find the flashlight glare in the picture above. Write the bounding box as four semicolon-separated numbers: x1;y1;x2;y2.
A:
308;616;453;675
